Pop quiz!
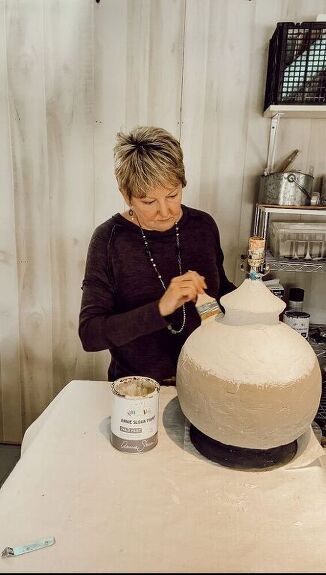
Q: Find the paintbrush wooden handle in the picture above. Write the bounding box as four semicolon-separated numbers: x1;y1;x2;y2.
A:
277;149;300;173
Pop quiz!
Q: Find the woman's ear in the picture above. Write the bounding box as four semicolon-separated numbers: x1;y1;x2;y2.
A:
120;189;131;208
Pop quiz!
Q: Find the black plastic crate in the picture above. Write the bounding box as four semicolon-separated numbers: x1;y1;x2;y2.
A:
264;21;326;109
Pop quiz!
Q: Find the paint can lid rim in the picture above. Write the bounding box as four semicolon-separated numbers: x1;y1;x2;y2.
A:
284;311;310;318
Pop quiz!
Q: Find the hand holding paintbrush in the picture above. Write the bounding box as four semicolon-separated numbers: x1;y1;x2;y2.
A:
158;270;207;317
158;270;222;321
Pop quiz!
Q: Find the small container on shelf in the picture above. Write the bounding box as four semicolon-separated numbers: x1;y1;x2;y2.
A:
263;278;285;300
269;221;326;260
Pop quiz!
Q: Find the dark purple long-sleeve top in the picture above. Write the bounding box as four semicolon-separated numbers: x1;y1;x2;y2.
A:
79;205;236;383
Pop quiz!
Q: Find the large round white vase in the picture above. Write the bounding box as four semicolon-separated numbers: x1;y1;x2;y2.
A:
176;279;322;450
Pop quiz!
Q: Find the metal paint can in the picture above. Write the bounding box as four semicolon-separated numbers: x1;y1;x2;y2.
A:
283;310;310;339
110;376;160;453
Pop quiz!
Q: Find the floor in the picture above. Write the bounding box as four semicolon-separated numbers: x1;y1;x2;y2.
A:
0;444;21;488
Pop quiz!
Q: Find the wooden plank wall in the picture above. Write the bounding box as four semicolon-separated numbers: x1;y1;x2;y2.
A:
1;0;326;442
0;0;94;442
0;0;22;442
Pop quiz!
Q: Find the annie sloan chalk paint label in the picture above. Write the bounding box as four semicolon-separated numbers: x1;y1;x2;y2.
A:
283;311;310;339
110;376;160;453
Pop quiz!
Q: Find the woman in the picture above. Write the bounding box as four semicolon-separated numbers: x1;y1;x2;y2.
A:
79;126;235;384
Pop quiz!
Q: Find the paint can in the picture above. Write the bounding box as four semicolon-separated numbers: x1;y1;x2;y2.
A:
110;376;160;453
283;310;310;339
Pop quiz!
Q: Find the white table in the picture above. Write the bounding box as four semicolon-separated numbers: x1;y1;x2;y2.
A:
0;380;326;573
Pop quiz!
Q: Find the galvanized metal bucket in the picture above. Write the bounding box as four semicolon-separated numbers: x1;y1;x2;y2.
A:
258;171;313;206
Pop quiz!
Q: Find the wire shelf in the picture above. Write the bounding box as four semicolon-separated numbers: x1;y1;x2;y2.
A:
316;396;326;420
265;250;326;272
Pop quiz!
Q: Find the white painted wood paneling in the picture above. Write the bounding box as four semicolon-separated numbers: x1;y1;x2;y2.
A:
181;0;255;282
6;0;53;432
0;0;22;442
44;0;95;388
0;0;94;441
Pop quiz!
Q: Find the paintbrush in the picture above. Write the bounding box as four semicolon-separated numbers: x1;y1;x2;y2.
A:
195;293;223;321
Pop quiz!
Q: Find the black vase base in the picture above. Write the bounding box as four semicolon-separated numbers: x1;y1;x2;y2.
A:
189;424;297;471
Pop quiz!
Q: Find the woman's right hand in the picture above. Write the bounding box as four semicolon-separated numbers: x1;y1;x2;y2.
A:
158;270;207;317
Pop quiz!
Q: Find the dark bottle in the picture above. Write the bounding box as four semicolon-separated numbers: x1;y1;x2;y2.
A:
288;287;304;312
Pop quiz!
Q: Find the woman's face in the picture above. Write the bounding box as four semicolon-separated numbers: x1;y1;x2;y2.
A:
128;183;183;231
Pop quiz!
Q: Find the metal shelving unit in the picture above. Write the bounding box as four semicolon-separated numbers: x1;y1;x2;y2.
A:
263;70;326;429
253;204;326;273
255;106;326;273
264;106;326;175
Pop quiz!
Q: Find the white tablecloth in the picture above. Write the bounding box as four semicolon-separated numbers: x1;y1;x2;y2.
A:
0;380;326;573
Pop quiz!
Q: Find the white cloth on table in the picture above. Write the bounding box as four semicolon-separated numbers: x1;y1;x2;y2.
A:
0;380;326;573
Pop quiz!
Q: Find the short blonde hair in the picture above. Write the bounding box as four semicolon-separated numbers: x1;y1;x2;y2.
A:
114;126;187;202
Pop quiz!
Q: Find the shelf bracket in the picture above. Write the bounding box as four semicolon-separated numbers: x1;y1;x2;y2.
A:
266;113;282;174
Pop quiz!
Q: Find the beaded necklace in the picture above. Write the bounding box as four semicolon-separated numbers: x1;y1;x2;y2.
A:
138;219;186;335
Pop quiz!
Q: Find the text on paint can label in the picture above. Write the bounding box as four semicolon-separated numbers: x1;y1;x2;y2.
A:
283;311;310;339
